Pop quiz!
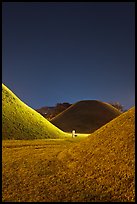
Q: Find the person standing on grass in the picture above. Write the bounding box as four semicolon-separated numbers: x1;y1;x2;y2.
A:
72;130;75;138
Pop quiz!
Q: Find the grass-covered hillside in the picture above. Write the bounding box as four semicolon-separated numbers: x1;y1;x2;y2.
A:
56;107;135;201
2;84;69;139
51;100;121;133
2;107;135;202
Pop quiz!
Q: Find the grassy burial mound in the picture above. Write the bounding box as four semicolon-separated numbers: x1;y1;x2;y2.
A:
2;84;69;139
2;107;135;202
51;100;121;133
55;107;135;202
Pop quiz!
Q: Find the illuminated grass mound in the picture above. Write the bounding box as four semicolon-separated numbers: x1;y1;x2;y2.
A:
2;107;134;202
2;84;69;139
51;100;121;133
55;107;135;202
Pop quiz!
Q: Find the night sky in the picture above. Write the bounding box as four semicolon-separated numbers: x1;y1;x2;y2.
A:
2;2;135;110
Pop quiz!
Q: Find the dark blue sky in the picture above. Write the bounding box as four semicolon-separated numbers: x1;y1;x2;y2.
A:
2;2;135;110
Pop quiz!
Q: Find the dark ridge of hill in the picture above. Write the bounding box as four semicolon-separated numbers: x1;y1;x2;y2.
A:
50;107;135;202
36;106;54;118
51;100;121;133
2;84;69;140
35;103;72;120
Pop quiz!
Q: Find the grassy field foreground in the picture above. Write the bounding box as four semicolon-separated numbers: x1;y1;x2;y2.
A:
2;137;86;202
2;107;135;202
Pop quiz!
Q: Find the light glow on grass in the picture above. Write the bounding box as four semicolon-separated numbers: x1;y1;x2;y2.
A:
2;84;71;139
2;108;135;202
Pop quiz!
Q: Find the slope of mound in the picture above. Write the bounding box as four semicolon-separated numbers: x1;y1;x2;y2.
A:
55;107;135;201
51;100;121;133
2;107;135;202
2;84;69;139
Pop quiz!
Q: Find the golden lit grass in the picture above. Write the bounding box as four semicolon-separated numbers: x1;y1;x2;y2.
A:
56;107;135;202
2;137;85;202
51;100;121;133
2;84;70;139
2;107;135;202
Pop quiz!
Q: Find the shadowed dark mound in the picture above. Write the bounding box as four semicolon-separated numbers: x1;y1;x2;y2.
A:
51;100;121;133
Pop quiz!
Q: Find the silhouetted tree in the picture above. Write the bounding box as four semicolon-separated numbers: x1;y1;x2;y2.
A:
109;102;124;112
36;102;71;120
54;103;71;116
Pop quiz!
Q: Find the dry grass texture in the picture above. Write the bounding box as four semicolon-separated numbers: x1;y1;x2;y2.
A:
2;83;70;139
2;107;135;202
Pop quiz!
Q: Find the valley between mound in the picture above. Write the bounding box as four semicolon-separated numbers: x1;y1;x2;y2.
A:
2;107;135;202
